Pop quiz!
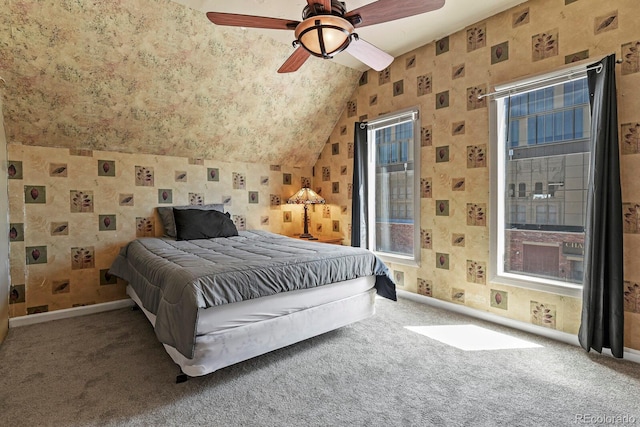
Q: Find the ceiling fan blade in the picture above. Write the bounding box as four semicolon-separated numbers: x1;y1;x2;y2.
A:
346;0;445;28
207;12;299;30
306;0;333;13
278;47;312;73
345;38;394;71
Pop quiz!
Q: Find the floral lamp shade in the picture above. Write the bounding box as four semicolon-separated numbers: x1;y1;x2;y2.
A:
287;187;325;205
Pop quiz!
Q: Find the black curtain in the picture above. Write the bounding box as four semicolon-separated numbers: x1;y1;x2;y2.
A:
578;54;624;358
351;122;368;247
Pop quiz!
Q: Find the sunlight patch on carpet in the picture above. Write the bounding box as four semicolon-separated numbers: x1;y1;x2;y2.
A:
404;325;544;351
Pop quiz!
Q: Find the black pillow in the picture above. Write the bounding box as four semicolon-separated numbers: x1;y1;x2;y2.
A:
173;208;238;240
157;204;225;238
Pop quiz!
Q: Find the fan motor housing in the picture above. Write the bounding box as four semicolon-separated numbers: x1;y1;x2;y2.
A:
302;1;348;19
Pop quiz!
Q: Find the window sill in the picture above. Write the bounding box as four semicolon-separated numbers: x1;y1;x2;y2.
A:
375;252;420;268
491;273;582;298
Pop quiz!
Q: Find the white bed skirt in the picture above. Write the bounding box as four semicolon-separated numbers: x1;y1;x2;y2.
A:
127;278;376;377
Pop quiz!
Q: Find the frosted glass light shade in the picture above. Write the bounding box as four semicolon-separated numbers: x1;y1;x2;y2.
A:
295;15;354;58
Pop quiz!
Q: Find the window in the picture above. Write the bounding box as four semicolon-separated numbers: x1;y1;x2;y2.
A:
491;68;590;295
534;182;543;196
367;108;421;264
518;183;526;197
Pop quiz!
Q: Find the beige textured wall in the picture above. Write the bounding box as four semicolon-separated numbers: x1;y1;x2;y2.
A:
0;0;361;166
7;144;310;316
314;0;640;350
0;95;9;342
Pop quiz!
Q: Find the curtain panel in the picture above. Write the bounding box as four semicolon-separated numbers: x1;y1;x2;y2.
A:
351;122;368;248
578;54;624;357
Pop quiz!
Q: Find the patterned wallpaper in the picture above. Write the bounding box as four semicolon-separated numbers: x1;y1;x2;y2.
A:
314;0;640;350
7;144;311;316
0;0;362;166
4;0;640;351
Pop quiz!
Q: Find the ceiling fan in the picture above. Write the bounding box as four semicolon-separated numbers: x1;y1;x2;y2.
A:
206;0;446;73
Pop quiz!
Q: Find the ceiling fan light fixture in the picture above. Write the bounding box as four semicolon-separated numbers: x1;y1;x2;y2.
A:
208;0;447;73
294;15;354;58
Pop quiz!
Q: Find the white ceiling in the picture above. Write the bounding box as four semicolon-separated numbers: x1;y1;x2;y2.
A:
172;0;528;70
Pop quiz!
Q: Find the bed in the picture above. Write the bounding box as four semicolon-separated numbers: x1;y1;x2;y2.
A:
109;210;395;380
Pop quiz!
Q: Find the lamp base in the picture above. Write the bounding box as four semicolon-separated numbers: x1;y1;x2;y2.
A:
299;232;315;239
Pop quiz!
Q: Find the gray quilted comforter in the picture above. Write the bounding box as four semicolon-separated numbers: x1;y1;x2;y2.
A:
109;230;396;358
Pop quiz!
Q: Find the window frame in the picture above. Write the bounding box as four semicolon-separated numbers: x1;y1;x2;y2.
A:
366;107;421;266
489;66;590;298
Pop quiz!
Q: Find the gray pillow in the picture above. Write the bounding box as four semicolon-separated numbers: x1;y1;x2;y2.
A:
157;204;225;238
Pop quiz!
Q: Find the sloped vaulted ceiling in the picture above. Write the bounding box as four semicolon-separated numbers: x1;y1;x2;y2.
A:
1;0;362;166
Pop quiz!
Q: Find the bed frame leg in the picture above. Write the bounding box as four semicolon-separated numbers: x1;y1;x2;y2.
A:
176;370;189;384
131;304;140;311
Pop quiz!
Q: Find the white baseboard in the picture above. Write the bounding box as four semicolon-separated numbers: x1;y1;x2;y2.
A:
9;298;135;328
397;289;640;364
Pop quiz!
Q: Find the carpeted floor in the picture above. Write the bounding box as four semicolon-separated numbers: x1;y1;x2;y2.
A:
1;296;639;427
